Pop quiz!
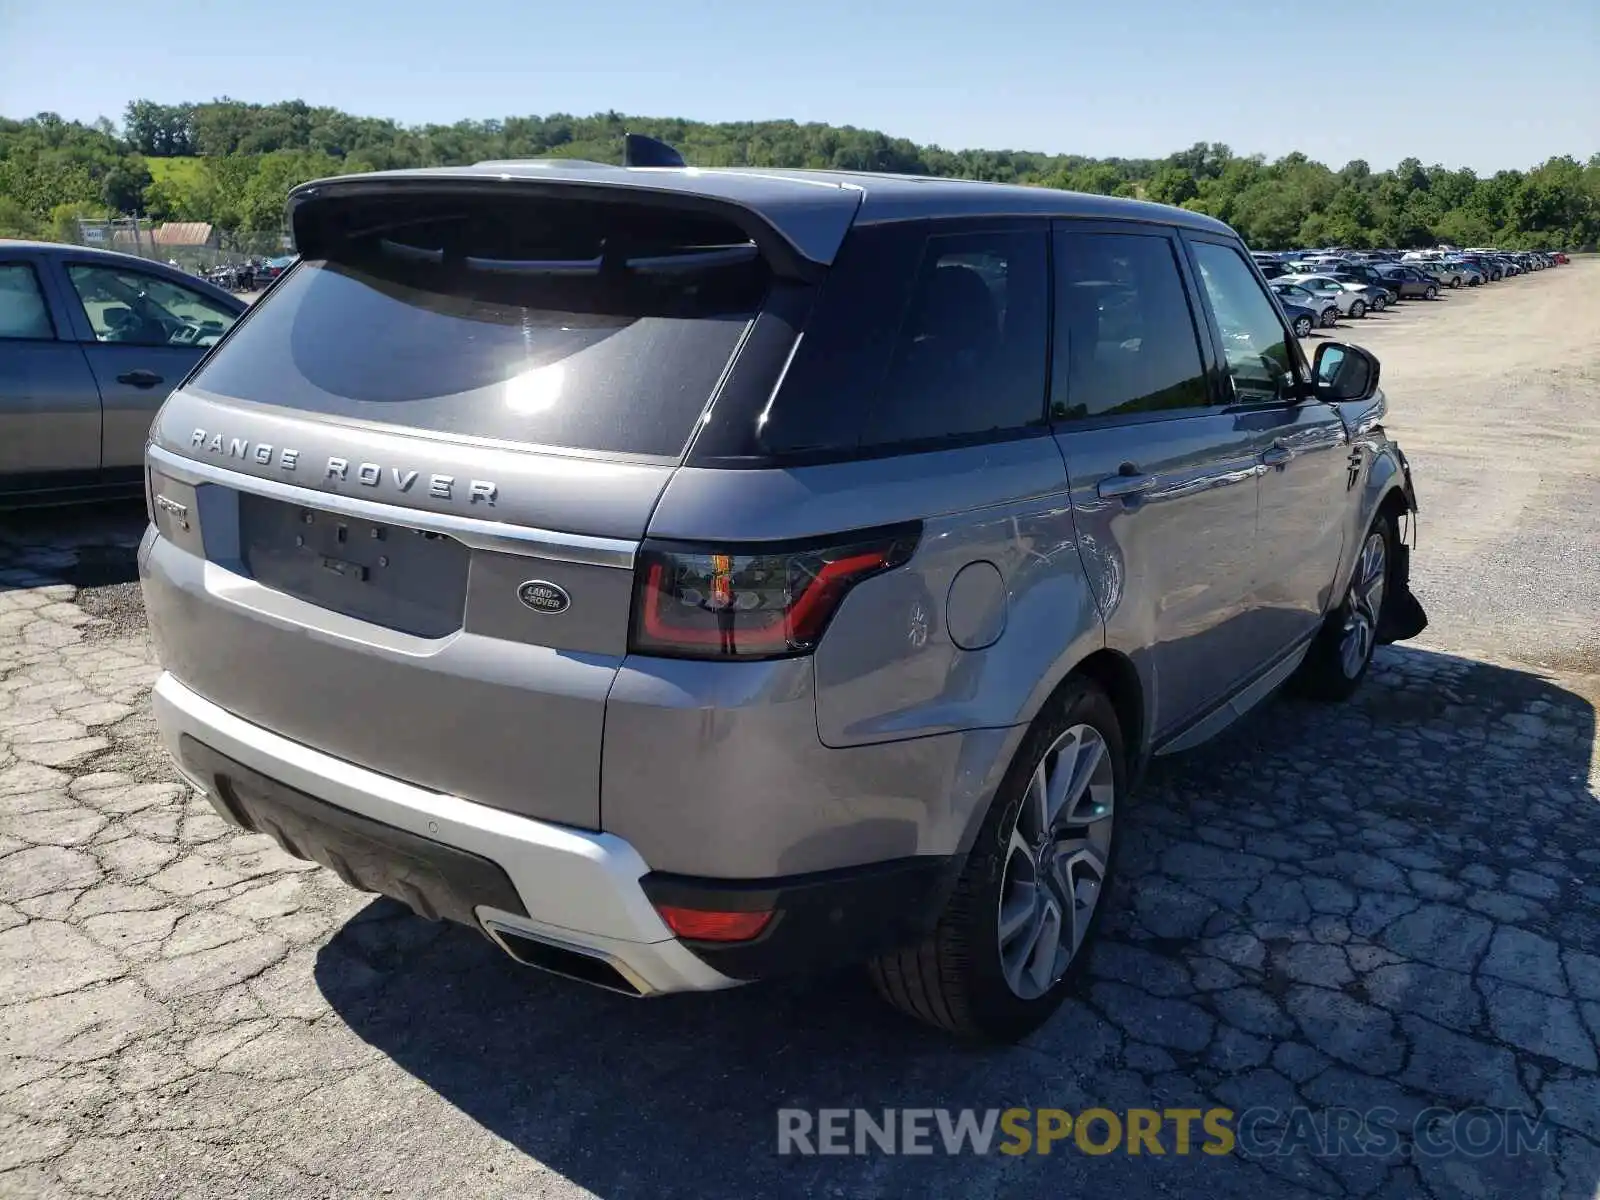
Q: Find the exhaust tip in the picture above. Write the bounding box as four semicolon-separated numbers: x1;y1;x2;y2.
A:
486;925;646;997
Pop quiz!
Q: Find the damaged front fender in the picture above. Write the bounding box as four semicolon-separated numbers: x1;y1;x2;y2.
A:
1378;445;1428;644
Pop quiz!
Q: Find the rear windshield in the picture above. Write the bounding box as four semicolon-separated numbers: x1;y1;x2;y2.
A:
190;194;766;458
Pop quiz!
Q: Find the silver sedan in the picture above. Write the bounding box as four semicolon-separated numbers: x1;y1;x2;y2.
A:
1278;274;1372;318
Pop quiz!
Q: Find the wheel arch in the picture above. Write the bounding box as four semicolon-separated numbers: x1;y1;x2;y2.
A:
1331;461;1411;608
1071;649;1147;777
955;646;1147;857
1376;480;1410;528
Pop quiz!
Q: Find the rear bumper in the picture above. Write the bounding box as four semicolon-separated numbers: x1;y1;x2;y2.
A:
641;856;957;982
153;672;958;994
152;671;738;996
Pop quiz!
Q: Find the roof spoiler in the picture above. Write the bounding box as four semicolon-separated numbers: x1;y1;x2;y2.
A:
471;134;682;171
286;171;860;283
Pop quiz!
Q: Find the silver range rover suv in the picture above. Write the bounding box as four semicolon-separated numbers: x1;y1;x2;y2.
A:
139;138;1428;1041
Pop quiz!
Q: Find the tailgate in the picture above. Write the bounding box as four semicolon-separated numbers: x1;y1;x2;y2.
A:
144;397;663;832
141;184;790;831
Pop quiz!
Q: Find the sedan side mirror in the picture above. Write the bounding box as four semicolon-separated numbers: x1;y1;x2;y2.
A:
1312;341;1380;402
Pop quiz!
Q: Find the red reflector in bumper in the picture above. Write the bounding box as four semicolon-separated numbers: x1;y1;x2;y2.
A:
656;905;773;942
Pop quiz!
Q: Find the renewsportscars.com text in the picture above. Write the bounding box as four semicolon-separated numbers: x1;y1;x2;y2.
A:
777;1106;1558;1158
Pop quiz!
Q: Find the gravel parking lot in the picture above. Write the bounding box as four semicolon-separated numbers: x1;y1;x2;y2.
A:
2;262;1597;1200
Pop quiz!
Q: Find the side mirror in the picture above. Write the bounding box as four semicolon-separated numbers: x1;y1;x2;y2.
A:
1312;341;1380;402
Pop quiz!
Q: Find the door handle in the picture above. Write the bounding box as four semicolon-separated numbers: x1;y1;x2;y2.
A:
1261;441;1295;467
1097;468;1158;500
116;370;164;389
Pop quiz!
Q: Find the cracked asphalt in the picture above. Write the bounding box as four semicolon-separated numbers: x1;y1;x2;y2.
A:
2;262;1599;1199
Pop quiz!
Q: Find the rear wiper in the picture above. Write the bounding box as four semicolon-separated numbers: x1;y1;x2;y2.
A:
378;238;444;264
623;243;759;275
396;240;759;279
463;255;603;276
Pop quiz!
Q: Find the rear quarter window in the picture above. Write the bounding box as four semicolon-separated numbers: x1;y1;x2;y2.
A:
754;221;1049;457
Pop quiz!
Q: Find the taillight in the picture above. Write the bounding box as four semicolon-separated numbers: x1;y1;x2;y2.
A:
630;524;920;660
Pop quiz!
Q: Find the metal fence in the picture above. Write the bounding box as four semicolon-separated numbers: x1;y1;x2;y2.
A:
65;218;293;293
70;218;290;273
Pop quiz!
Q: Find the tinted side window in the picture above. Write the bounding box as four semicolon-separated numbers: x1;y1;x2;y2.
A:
863;230;1048;446
1050;231;1209;422
758;224;1048;456
1189;241;1297;405
756;224;924;457
0;264;55;340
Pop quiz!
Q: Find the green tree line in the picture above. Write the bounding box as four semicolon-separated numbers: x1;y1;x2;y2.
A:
3;99;1598;250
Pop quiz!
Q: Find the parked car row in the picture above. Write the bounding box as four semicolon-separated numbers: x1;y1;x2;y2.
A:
197;254;298;293
1250;245;1566;335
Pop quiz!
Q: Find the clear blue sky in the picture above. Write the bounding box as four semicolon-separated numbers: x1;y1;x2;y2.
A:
2;0;1596;172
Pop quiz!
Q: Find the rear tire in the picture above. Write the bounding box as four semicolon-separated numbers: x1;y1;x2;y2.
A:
1293;315;1314;338
868;679;1125;1042
1320;307;1339;328
1292;513;1394;702
1425;285;1438;300
1371;294;1387;312
1350;300;1367;318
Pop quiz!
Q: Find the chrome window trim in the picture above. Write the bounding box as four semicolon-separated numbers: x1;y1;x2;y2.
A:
146;443;638;569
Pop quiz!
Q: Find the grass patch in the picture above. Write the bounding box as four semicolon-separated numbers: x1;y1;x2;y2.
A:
146;156;208;189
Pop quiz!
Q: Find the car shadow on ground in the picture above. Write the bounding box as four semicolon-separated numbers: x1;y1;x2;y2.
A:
0;501;146;588
0;502;149;635
316;645;1598;1199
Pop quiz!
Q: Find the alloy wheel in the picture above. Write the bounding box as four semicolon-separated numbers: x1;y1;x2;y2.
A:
1351;300;1366;318
1321;308;1338;328
1294;316;1313;338
1340;531;1387;678
1372;295;1386;311
997;724;1115;1000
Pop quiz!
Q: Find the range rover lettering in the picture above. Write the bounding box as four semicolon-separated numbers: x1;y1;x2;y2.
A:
139;136;1428;1041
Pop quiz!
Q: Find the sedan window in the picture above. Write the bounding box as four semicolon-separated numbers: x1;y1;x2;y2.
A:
0;263;55;340
66;264;239;348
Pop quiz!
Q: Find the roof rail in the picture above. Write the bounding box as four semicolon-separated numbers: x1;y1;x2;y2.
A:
472;158;611;169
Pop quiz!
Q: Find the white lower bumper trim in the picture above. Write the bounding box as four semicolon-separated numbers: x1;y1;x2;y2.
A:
151;672;737;995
